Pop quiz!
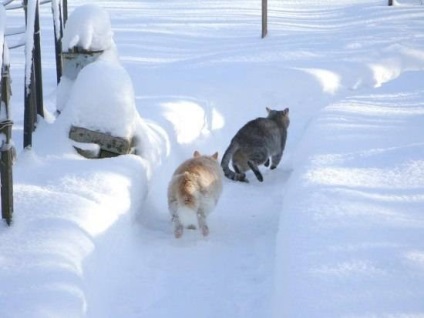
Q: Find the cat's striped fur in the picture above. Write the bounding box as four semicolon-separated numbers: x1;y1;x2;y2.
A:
221;107;290;182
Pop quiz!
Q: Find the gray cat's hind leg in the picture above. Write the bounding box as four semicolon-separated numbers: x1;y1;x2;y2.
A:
247;161;263;182
270;152;283;170
233;163;241;173
231;164;248;182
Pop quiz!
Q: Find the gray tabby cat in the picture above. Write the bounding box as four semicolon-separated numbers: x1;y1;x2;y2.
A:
221;107;290;182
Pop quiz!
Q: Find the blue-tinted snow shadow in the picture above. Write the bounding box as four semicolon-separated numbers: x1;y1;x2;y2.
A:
276;81;424;316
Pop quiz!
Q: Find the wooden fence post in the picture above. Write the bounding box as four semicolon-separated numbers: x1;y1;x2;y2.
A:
1;44;14;225
262;0;268;38
52;0;64;83
0;122;14;226
388;0;393;5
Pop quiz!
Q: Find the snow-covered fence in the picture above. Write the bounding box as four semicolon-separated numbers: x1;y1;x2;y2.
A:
52;0;68;83
3;0;67;149
1;0;67;225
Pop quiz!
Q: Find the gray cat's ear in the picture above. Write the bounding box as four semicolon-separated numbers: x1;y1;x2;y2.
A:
266;107;271;113
193;151;201;157
212;152;219;160
284;108;289;114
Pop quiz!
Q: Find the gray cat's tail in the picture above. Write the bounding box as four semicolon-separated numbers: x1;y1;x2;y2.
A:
221;142;247;182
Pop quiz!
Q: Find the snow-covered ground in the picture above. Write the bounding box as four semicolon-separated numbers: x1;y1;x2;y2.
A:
1;0;424;317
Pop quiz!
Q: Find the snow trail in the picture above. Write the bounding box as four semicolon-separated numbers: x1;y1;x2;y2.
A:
84;165;292;317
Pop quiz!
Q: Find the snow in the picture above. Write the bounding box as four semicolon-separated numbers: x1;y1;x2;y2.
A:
65;60;138;139
274;73;424;317
61;4;113;51
1;0;424;317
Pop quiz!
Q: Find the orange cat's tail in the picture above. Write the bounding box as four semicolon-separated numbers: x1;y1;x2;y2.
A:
175;172;199;228
176;172;197;207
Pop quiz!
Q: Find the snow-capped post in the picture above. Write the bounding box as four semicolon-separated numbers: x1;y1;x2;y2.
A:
60;4;136;158
23;0;44;149
262;0;268;38
67;61;138;159
0;28;14;225
60;4;109;81
61;47;104;81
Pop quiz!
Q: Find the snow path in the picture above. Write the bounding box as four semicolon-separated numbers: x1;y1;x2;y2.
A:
84;168;292;318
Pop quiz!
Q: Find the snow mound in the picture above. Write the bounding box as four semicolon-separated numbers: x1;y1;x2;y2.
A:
66;60;138;139
62;4;113;51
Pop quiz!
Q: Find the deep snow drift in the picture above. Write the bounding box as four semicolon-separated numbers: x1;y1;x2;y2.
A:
0;0;424;317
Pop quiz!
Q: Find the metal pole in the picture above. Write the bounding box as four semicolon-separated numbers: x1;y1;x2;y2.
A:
23;0;33;148
53;0;64;83
63;0;68;23
23;0;43;148
33;0;44;117
262;0;268;38
23;73;35;149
